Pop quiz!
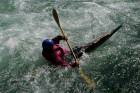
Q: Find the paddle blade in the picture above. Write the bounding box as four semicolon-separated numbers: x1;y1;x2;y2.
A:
52;9;61;27
79;69;96;88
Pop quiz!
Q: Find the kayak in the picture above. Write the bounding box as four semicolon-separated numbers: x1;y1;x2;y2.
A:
71;25;122;58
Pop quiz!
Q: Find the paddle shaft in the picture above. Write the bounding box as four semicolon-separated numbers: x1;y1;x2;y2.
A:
58;23;77;62
53;9;77;62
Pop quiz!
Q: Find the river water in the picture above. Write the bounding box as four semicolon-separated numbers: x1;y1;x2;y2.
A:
0;0;140;93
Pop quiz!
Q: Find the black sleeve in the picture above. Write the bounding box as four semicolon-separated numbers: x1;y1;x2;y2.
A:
52;35;64;44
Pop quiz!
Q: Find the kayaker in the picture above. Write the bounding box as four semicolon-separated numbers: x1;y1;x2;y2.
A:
42;35;79;67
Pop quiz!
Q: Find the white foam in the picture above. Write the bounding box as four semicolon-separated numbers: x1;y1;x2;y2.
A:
5;37;19;49
13;0;28;11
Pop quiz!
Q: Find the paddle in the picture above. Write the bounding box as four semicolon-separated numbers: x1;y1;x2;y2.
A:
52;9;95;88
52;9;77;62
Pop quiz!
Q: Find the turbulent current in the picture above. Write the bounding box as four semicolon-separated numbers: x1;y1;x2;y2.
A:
0;0;140;93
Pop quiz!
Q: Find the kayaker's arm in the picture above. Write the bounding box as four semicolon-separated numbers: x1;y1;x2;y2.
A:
52;35;67;44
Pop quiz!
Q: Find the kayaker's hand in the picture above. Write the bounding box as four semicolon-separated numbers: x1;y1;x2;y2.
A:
71;60;80;67
75;60;80;66
62;36;68;41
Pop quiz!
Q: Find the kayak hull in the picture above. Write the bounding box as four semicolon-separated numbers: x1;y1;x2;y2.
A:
73;25;122;58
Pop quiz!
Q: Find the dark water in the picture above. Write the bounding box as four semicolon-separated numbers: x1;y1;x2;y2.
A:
0;0;140;93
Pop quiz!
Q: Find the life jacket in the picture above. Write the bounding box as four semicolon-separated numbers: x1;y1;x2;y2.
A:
42;44;67;62
53;45;67;54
